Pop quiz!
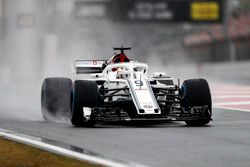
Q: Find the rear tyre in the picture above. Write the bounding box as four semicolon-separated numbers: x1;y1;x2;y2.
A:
71;80;101;127
181;79;212;126
41;77;72;121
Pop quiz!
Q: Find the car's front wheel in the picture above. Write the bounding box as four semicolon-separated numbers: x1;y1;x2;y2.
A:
41;77;72;121
181;79;212;126
71;80;101;127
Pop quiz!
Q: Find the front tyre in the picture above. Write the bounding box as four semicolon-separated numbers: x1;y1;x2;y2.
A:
71;80;101;127
181;79;212;126
41;77;72;121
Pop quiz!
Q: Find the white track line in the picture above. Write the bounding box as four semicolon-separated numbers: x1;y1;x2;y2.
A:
214;101;250;106
212;92;250;94
0;129;147;167
213;95;250;99
214;106;250;112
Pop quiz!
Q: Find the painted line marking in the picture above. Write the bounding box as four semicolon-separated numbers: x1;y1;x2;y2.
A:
213;95;250;99
211;83;250;112
0;129;147;167
212;92;250;95
213;98;250;103
214;101;250;106
214;106;250;113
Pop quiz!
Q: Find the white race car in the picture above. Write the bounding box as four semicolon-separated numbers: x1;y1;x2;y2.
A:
41;47;212;127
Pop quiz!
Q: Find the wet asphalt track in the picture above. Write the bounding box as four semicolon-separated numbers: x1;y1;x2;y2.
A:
0;108;250;167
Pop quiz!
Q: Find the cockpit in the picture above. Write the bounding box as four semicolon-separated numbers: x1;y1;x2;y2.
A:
107;46;132;64
111;53;130;63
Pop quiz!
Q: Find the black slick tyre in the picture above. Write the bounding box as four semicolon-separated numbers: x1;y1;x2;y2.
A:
181;79;212;126
41;77;72;121
71;80;101;127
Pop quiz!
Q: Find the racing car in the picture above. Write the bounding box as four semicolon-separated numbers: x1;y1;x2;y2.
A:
41;47;212;127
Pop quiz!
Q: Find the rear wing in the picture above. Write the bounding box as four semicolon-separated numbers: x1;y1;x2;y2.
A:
74;60;107;74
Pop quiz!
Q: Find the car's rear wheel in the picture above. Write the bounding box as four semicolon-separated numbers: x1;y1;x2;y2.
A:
71;80;101;127
181;79;212;126
41;77;72;121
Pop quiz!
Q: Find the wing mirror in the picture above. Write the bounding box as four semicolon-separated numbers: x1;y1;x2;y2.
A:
91;73;104;78
152;72;167;78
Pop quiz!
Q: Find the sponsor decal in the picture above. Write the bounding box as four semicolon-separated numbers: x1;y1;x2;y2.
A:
143;104;153;109
134;88;147;91
93;60;97;65
134;80;143;87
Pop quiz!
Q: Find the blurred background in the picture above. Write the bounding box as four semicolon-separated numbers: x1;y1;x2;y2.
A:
0;0;249;119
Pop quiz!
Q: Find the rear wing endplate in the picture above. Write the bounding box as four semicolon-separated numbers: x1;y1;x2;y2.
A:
74;60;107;74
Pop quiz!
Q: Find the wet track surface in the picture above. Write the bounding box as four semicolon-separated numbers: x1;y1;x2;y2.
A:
1;108;250;167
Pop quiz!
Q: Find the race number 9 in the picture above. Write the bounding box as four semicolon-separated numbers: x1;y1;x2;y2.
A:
134;80;143;87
